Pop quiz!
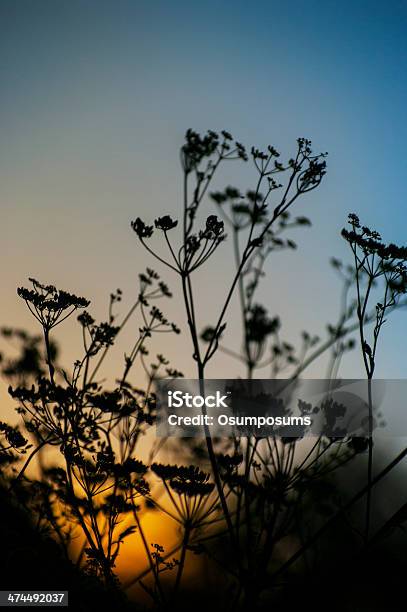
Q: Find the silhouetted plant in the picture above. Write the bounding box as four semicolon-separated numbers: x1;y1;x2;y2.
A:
2;270;183;592
342;213;407;541
130;130;369;606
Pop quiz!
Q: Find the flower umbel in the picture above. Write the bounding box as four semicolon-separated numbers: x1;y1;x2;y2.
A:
17;278;90;329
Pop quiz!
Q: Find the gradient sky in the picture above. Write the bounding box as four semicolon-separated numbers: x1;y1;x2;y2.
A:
2;0;407;384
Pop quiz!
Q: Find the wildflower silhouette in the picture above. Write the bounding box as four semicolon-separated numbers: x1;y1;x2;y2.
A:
342;213;407;542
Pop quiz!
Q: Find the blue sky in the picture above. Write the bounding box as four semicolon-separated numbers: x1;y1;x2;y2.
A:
1;0;407;379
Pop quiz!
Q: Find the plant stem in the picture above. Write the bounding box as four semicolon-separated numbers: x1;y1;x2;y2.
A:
365;376;373;542
172;523;191;601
